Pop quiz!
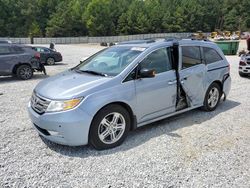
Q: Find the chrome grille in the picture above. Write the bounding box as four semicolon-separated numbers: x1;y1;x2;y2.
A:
31;92;50;114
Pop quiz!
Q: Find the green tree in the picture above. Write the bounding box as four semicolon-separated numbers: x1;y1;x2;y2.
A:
117;0;149;34
0;0;250;37
84;0;115;36
145;0;164;33
162;6;186;32
29;21;42;37
46;0;89;37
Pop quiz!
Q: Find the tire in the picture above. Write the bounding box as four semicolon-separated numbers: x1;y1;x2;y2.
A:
203;82;222;111
16;65;33;80
89;104;131;150
46;57;55;65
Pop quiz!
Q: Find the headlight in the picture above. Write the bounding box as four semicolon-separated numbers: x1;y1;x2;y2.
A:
46;98;83;112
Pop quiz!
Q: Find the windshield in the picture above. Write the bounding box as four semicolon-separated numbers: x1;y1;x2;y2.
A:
74;46;145;76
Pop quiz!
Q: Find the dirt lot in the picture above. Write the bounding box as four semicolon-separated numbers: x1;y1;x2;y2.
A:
0;42;250;187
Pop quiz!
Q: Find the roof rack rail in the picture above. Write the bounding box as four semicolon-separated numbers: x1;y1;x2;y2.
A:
118;39;155;45
190;38;211;42
165;37;182;42
165;37;211;42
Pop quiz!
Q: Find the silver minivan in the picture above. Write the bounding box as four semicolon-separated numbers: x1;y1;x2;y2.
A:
28;39;231;150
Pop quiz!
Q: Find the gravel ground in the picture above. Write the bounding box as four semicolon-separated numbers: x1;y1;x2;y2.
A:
0;43;250;188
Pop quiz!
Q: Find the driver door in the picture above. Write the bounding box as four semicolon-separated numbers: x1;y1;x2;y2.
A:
135;47;177;123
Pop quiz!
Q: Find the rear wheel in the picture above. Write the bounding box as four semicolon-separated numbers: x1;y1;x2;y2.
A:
203;83;221;111
89;104;131;150
46;57;55;65
16;65;33;80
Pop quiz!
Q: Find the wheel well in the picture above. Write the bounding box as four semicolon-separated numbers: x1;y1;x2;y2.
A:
12;63;31;74
213;80;223;92
97;102;136;131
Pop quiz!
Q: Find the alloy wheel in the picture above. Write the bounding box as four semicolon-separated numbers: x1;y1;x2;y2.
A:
207;87;220;108
98;112;126;145
20;67;32;79
47;58;55;65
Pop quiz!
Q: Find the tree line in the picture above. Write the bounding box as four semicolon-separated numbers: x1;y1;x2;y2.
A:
0;0;249;37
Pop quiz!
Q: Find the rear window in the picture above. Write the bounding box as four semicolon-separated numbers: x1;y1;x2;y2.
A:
181;46;201;69
203;47;223;64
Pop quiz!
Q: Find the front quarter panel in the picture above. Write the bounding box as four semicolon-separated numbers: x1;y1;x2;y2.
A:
79;79;136;119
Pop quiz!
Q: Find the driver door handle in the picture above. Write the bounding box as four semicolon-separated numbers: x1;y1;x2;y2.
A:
180;77;189;83
181;77;188;81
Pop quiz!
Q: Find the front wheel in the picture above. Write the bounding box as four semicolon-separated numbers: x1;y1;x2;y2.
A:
203;83;222;111
89;104;131;150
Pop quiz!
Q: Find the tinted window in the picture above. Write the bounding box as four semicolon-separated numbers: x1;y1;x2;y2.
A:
35;47;49;52
38;48;50;52
140;48;172;74
124;67;137;82
44;48;50;52
182;46;201;69
35;47;44;52
0;40;11;44
12;46;24;53
203;47;223;64
0;46;11;55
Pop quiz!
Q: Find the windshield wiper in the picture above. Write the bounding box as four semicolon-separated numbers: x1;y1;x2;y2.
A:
75;69;108;77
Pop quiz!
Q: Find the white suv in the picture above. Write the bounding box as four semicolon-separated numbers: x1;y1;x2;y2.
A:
239;54;250;77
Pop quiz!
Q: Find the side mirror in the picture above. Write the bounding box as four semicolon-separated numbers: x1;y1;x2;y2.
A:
139;68;156;78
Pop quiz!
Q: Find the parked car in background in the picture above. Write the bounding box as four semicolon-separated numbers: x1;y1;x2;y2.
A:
32;46;62;65
241;32;250;39
0;44;45;80
0;40;12;44
239;54;250;77
28;39;231;150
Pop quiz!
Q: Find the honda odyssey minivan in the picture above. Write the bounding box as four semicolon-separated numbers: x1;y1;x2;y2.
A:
28;39;231;150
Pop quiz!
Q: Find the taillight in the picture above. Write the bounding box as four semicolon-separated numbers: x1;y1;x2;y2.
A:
239;61;247;66
35;52;40;59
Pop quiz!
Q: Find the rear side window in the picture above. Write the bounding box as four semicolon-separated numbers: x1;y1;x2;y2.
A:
44;48;50;52
181;46;201;69
12;46;24;53
35;47;43;52
36;47;50;52
203;47;223;64
0;46;11;55
140;48;172;74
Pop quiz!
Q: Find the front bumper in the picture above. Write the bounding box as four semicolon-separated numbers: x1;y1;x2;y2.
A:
28;103;93;146
239;65;250;74
55;56;63;62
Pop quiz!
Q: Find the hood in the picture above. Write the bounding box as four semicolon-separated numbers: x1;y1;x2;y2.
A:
35;70;111;99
